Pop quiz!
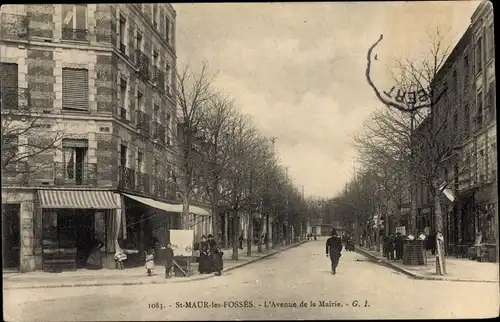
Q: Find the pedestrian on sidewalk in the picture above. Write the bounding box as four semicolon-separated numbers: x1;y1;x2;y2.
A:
387;234;395;260
145;249;155;276
395;232;404;260
212;246;224;276
164;243;174;279
326;229;343;275
199;235;211;274
239;235;244;250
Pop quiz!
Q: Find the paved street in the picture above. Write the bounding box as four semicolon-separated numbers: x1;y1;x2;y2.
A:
4;238;499;321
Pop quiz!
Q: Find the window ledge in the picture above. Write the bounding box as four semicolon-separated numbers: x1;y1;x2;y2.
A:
61;39;91;45
62;109;91;114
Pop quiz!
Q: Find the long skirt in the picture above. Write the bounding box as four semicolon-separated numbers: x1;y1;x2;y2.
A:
86;248;103;269
199;254;212;273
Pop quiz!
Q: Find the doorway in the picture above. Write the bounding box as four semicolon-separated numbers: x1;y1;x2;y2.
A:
2;204;20;270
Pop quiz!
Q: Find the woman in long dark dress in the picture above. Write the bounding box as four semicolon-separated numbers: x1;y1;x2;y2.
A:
199;235;210;274
86;234;104;269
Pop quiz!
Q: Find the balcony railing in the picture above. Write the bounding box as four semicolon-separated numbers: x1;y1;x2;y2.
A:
0;87;30;111
62;28;89;41
116;105;127;121
120;43;127;56
136;110;150;135
54;162;97;186
136;171;150;194
118;166;135;190
153;67;165;90
0;13;28;40
152;176;167;198
152;122;166;144
136;50;150;79
166;181;177;199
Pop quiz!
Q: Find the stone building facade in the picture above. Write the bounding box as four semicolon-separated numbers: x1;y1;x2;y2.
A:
412;1;496;259
0;4;199;272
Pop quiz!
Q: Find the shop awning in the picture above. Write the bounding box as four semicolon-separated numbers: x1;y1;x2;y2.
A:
38;190;118;209
123;193;211;216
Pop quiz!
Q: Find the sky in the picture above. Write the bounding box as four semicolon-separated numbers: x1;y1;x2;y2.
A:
174;1;481;199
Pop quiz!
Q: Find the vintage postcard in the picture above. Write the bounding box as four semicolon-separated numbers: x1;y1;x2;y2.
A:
2;1;499;321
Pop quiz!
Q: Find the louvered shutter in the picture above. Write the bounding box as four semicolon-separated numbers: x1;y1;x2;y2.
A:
1;63;19;109
62;68;89;110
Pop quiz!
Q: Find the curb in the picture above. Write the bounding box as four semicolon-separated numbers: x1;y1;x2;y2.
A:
355;247;499;284
4;240;308;290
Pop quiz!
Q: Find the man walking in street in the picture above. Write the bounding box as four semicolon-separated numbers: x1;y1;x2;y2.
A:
326;229;343;275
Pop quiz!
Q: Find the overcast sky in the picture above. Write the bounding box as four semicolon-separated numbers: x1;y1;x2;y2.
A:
174;1;480;199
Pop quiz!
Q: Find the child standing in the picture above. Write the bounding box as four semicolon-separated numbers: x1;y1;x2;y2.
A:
164;243;174;279
145;249;155;276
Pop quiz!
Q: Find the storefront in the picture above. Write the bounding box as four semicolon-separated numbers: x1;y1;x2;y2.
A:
38;189;119;271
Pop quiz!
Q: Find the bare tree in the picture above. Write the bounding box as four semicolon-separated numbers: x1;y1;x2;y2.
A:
1;89;64;189
197;93;238;244
364;28;473;274
171;62;216;229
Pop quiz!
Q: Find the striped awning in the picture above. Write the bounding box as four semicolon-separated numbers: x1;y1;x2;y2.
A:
38;190;118;209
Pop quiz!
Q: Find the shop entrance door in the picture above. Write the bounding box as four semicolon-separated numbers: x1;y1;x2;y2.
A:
2;204;20;270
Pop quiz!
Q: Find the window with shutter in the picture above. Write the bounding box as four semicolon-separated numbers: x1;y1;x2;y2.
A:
1;63;19;110
62;68;89;110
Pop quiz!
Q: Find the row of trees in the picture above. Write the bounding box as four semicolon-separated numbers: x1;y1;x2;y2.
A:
330;29;475;274
170;63;310;260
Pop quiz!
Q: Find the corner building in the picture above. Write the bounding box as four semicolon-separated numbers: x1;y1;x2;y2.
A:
1;4;186;272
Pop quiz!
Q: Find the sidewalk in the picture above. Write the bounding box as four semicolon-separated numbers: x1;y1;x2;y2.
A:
355;246;499;283
3;240;307;290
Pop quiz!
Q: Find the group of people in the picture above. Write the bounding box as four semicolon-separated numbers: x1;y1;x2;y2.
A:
140;243;175;278
383;232;405;260
306;233;317;240
198;234;224;276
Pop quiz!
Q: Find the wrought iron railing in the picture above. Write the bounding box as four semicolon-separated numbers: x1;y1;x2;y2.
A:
166;181;177;199
120;43;127;55
136;50;150;79
119;106;127;120
152;122;166;144
136;171;150;194
118;166;135;190
54;162;97;186
152;176;167;198
0;87;30;111
136;110;150;135
62;28;89;41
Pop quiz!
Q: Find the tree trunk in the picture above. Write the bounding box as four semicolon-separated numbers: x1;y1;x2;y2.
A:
211;182;221;243
232;210;239;261
182;195;190;230
433;183;447;275
247;213;253;256
266;214;270;250
410;184;418;235
375;210;381;252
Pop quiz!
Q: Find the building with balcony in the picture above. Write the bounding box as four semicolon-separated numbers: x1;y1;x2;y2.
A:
411;1;496;260
1;4;209;272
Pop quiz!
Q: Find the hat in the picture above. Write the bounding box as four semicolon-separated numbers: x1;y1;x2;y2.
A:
208;234;213;238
